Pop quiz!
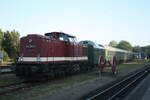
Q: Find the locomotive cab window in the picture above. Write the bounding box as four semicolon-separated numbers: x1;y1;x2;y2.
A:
59;37;64;41
68;37;77;43
73;38;77;43
59;34;69;42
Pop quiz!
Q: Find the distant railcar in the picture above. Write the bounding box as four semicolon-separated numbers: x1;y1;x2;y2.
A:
134;53;150;59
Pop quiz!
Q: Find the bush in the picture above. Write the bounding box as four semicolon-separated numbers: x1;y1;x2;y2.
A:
2;50;9;61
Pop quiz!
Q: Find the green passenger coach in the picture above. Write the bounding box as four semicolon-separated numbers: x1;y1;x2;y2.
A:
79;40;133;74
104;46;133;64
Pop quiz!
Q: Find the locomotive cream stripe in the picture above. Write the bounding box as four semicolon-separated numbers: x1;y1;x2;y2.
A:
18;57;88;62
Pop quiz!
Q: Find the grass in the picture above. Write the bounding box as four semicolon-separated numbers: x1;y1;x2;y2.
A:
0;59;150;100
118;59;150;71
103;59;150;72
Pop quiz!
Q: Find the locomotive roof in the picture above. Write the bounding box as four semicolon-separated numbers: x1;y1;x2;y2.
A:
45;32;75;38
27;34;44;37
25;34;51;39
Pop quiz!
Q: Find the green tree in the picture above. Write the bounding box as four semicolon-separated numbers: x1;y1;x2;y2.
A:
0;29;4;50
141;46;150;54
109;40;117;47
2;30;20;60
2;50;9;61
117;40;133;51
133;45;141;52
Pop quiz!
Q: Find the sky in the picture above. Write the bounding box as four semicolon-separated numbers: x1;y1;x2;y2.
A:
0;0;150;46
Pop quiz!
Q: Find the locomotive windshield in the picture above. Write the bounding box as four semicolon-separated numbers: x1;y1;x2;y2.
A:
68;37;74;42
59;33;77;43
68;37;77;43
59;34;69;42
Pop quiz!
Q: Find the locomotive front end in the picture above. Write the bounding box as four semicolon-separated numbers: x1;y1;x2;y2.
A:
15;34;50;78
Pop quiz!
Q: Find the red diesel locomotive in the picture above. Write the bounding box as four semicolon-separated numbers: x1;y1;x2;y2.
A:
16;32;91;78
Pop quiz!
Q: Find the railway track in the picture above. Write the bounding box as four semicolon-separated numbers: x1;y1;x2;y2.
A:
0;81;41;95
85;66;150;100
0;66;13;74
0;68;93;96
0;76;63;96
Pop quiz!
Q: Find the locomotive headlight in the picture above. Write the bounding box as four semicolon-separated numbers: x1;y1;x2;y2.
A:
18;54;23;61
19;57;23;61
20;57;23;61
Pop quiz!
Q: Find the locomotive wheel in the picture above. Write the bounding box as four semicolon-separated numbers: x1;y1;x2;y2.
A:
73;64;80;73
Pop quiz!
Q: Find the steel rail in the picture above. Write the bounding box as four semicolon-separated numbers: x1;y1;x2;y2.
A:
0;81;28;88
0;81;39;95
108;70;149;100
86;66;150;100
